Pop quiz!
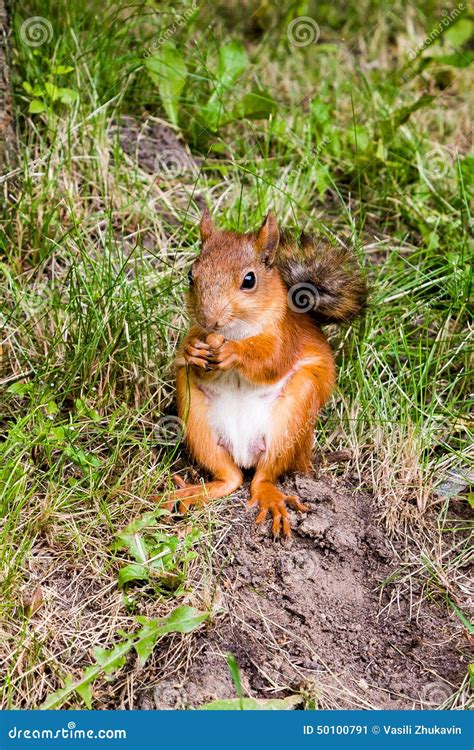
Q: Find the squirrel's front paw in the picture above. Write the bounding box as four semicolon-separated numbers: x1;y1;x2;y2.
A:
183;337;211;369
206;338;240;371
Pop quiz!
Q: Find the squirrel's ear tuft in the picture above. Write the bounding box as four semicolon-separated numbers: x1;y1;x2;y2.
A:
256;213;279;264
200;208;214;242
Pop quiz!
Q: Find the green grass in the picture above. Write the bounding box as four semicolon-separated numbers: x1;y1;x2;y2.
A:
1;0;472;708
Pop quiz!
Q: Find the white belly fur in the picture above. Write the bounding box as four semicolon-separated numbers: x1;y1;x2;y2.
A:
200;371;290;469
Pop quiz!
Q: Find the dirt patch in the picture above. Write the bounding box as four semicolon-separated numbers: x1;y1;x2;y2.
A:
114;115;200;180
137;475;470;710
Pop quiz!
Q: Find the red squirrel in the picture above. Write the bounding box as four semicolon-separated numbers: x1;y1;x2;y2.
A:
161;208;367;538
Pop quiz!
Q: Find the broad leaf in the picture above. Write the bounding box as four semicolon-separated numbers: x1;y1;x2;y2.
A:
51;64;74;74
215;41;248;91
7;381;32;395
44;82;60;101
58;88;79;104
74;665;97;709
93;642;131;676
157;604;209;634
233;89;277;121
118;563;149;588
40;675;76;710
133;606;208;666
133;619;161;667
63;445;101;469
145;42;187;127
428;51;474;68
29;100;47;114
114;530;149;564
40;605;209;709
202;42;249;130
41;665;100;710
45;400;59;415
444;18;472;47
118;511;167;536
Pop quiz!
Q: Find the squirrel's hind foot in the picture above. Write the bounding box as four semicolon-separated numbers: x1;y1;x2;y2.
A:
247;482;309;538
152;472;242;514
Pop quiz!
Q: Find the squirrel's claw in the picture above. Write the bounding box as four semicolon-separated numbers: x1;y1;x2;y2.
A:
183;340;211;369
206;356;237;371
205;341;239;371
184;354;209;369
181;335;234;371
190;337;211;350
248;486;308;539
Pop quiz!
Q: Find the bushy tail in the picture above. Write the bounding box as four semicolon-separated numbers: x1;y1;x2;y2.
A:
276;233;368;325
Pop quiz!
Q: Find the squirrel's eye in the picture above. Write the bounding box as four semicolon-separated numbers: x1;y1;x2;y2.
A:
188;268;194;285
241;271;256;290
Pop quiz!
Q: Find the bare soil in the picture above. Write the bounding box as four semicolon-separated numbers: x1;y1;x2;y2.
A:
114;115;200;178
137;474;470;710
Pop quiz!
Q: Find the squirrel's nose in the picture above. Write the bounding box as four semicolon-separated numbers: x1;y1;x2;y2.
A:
199;312;226;330
199;314;218;330
208;321;226;331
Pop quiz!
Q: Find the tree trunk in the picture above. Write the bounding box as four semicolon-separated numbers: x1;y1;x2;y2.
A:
0;0;17;173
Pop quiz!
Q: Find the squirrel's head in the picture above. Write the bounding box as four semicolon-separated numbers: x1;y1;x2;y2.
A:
187;209;286;340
